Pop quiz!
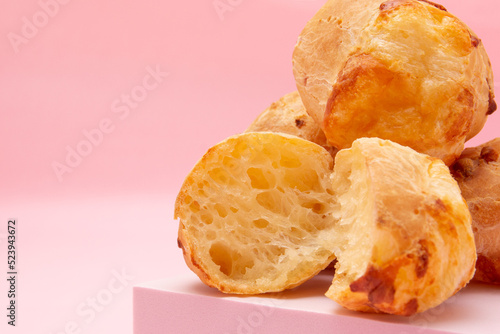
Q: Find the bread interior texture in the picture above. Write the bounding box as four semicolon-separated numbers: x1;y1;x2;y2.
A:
329;147;373;290
176;133;339;293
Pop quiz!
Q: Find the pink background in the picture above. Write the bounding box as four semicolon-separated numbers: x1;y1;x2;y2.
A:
0;0;499;333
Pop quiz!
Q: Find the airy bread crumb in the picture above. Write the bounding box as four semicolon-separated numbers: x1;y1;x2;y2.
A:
175;132;338;294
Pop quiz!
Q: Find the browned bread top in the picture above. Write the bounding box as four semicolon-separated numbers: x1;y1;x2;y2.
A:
293;0;495;165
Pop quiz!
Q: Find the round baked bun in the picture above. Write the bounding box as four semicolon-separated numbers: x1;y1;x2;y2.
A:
292;0;496;165
174;132;338;294
326;138;476;315
451;138;500;284
246;91;337;157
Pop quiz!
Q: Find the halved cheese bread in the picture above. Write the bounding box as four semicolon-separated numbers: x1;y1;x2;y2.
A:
175;132;338;294
175;135;476;316
326;138;476;315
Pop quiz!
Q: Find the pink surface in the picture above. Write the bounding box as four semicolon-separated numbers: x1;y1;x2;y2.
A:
134;274;500;334
1;1;500;334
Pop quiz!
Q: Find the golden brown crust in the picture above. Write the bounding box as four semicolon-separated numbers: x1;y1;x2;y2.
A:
349;264;398;309
326;138;476;315
293;0;495;165
475;255;500;283
415;0;447;11
246;91;337;158
293;0;381;125
488;90;498;115
451;138;500;284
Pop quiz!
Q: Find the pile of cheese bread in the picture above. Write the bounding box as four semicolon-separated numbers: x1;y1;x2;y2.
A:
174;0;498;316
